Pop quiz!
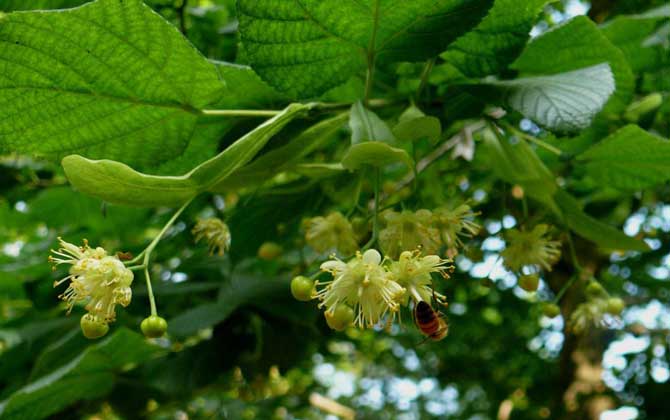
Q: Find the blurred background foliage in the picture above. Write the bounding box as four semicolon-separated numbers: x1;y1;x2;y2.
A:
1;0;670;419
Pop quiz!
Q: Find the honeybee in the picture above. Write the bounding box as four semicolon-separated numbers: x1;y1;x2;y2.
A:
414;300;448;342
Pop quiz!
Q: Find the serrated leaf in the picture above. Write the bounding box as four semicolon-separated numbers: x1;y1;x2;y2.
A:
342;142;413;170
578;125;670;190
511;16;633;115
491;64;615;132
0;0;87;11
237;0;493;98
0;329;163;420
554;190;649;252
62;104;310;206
438;0;548;80
0;0;226;168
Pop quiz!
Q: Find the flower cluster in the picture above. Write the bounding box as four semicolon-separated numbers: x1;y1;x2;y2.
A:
303;212;359;256
192;217;231;256
570;280;625;334
49;238;134;338
302;249;452;331
501;224;561;273
379;203;480;258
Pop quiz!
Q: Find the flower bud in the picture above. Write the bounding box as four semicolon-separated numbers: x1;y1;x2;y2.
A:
518;274;539;292
606;297;625;315
324;304;354;331
542;303;561;318
585;281;606;298
290;276;315;302
141;315;168;338
80;313;109;339
258;242;283;260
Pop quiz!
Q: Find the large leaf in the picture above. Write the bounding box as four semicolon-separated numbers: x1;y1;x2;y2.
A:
554;190;649;252
62;103;311;206
0;0;87;11
0;0;225;168
511;16;634;115
578;125;670;190
438;0;548;80
237;0;493;98
490;64;615;132
0;329;163;420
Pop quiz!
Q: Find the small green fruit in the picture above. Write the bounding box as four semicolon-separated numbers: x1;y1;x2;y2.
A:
324;304;354;331
518;274;540;292
141;315;168;338
258;242;283;260
542;303;561;318
80;313;109;339
606;297;625;315
291;276;315;302
585;281;606;298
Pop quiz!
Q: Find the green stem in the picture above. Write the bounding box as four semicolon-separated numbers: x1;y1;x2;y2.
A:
363;168;381;250
498;121;563;156
553;233;582;304
128;198;194;315
416;58;435;101
145;266;157;316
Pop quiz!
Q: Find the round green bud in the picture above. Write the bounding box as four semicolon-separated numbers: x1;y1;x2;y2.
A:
258;242;283;260
518;274;540;292
585;280;606;298
606;297;625;315
290;276;315;302
324;304;354;331
80;313;109;339
141;315;168;338
542;303;561;318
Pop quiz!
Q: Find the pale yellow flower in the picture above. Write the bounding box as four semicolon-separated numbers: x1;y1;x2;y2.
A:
315;249;405;328
50;238;133;322
192;217;231;256
501;224;561;272
388;250;452;306
379;210;441;258
304;212;358;255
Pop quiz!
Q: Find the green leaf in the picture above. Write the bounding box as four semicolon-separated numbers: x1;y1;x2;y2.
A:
237;0;493;98
392;106;441;144
349;101;396;145
511;16;634;115
554;190;649;252
62;103;310;207
438;0;548;80
168;275;290;338
0;328;163;420
342;102;413;170
212;112;348;191
0;0;87;11
490;64;615;132
578;125;670;190
342;142;414;170
600;8;670;73
0;0;225;168
483;129;559;214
